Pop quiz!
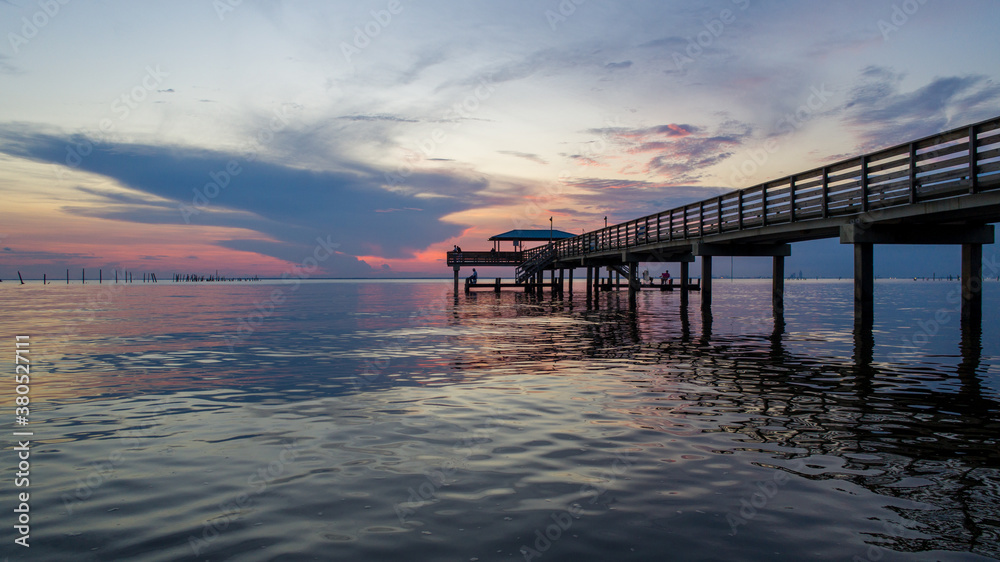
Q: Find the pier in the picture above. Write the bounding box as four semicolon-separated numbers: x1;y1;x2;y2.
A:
448;116;1000;327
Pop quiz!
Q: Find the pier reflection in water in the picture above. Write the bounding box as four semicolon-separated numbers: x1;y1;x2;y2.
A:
453;280;999;559
3;279;997;560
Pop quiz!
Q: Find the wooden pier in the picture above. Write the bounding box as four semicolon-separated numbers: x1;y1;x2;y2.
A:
449;116;1000;328
463;276;700;294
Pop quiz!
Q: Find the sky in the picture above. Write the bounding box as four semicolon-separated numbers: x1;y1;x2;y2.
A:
1;0;999;279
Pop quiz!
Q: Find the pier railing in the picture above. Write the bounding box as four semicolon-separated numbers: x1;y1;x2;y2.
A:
446;251;523;266
524;115;1000;263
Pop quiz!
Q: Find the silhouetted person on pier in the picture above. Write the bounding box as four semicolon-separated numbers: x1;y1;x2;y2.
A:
467;268;478;284
661;270;670;285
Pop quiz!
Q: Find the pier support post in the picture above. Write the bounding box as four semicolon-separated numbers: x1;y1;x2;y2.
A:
701;256;712;314
453;266;460;295
962;243;983;323
841;223;993;329
568;268;573;298
680;261;690;305
627;261;639;308
854;243;874;328
586;266;592;302
772;255;785;315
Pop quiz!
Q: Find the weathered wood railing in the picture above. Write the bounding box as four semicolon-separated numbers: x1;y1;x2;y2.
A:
523;116;1000;263
446;251;523;266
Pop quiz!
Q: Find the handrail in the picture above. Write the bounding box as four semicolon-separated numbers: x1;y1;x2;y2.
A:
515;245;558;282
446;251;523;266
522;115;1000;264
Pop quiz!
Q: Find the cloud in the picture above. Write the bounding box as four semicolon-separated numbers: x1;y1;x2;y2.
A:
0;124;487;273
841;67;1000;149
605;60;632;70
75;186;172;206
338;114;419;123
804;30;881;59
555;178;730;225
498;150;548;165
395;47;450;85
588;123;701;145
564;179;656;190
582;121;752;184
0;248;97;262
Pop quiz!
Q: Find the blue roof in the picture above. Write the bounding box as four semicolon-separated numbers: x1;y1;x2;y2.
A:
489;229;577;241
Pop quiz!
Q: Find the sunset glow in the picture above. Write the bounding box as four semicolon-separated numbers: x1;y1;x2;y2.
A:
2;1;998;278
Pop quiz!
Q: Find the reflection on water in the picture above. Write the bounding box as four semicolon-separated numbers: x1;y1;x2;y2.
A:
1;279;998;561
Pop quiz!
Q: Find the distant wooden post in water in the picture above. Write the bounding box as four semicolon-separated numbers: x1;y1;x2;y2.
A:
18;271;24;284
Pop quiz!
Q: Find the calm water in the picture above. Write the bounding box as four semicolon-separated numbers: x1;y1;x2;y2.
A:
2;279;999;561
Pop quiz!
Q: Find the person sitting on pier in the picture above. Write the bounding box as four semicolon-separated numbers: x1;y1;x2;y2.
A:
467;268;478;284
660;270;670;285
